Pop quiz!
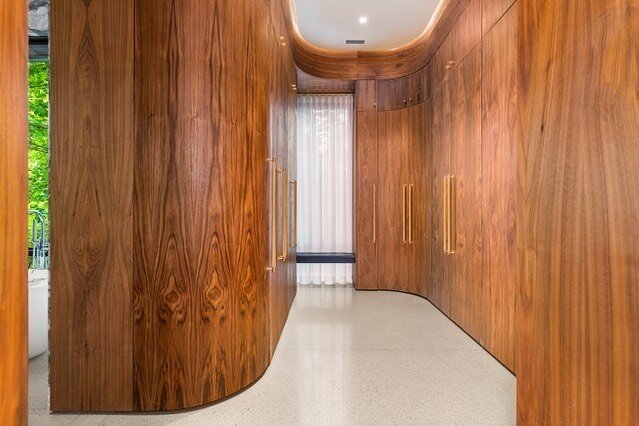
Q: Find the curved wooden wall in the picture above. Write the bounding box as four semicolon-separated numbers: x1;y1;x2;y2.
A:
279;0;470;80
0;1;28;424
51;0;297;412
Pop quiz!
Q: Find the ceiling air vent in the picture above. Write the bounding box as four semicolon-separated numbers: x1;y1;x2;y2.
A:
345;39;365;45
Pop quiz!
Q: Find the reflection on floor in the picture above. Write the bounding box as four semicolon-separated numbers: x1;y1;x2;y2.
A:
29;286;515;425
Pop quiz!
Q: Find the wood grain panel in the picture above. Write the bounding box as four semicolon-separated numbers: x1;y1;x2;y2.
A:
482;0;516;35
356;81;377;112
449;46;484;343
0;1;28;423
355;112;379;290
377;109;412;291
428;79;453;315
481;4;517;371
279;0;471;80
409;103;430;296
518;0;639;423
133;0;271;410
50;0;134;412
297;67;355;94
377;67;430;111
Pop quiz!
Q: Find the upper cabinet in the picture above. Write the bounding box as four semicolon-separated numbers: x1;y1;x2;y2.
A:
356;80;378;112
430;0;481;91
376;66;430;111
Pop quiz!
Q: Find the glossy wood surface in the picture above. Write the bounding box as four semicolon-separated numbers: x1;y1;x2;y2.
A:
377;67;430;111
50;0;297;412
481;4;517;371
355;111;379;290
133;0;293;410
0;1;28;423
279;0;471;80
409;103;430;296
50;0;135;411
449;46;484;344
297;68;355;94
428;78;453;315
517;0;639;423
355;81;377;112
377;108;412;291
482;0;516;35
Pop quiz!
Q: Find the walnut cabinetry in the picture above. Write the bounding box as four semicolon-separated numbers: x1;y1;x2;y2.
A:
355;79;430;293
355;0;517;373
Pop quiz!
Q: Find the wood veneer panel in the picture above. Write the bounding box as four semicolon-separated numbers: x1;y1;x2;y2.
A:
134;0;271;410
49;0;134;412
356;80;377;112
481;4;517;371
449;46;484;343
482;0;516;35
297;67;355;94
355;111;379;290
377;109;412;291
409;103;430;297
0;1;28;423
428;82;453;314
518;0;639;423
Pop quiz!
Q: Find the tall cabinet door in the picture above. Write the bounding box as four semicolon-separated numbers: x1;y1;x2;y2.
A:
429;73;453;315
378;108;412;291
355;111;379;289
449;46;484;342
408;102;430;297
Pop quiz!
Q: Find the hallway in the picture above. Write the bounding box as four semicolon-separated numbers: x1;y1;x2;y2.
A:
29;287;515;425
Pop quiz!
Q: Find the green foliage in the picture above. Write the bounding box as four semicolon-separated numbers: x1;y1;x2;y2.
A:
28;61;49;243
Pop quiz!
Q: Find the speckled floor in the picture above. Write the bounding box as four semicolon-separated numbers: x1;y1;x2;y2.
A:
29;286;515;425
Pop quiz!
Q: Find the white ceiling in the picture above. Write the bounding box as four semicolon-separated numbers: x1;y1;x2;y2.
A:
293;0;443;51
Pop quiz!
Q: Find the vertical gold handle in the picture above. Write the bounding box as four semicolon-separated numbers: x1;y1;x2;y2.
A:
443;176;448;254
402;184;407;244
449;175;456;254
266;158;277;271
408;184;414;244
290;180;298;248
278;168;288;261
373;184;377;244
443;175;450;254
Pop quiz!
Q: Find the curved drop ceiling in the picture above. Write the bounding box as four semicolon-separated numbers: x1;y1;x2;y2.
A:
293;0;443;51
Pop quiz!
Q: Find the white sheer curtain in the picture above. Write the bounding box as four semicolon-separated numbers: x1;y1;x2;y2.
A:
297;95;354;285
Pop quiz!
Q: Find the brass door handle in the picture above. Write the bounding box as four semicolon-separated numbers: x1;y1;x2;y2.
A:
402;184;407;244
266;158;277;271
443;175;450;254
290;180;298;248
373;184;377;244
449;175;456;254
278;168;288;261
410;184;414;243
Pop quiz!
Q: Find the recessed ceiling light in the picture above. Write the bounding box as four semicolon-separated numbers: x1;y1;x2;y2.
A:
358;16;368;24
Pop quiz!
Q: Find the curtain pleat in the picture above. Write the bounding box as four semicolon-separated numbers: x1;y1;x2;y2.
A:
297;95;353;285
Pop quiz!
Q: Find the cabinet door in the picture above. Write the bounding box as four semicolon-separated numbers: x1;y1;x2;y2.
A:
355;111;378;289
450;46;484;343
378;108;412;291
377;78;409;111
428;81;453;314
408;102;430;297
356;80;377;112
481;5;517;371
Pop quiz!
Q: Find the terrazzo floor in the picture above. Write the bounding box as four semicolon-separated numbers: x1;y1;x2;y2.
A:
29;286;515;425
